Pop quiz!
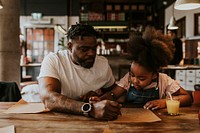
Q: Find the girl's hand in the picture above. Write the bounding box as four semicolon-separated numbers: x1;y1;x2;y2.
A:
143;99;166;110
89;96;101;104
79;91;98;102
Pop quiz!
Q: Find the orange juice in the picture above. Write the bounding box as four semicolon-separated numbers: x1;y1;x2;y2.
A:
166;99;180;115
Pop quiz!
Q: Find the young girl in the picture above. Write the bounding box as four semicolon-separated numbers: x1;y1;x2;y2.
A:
97;26;192;110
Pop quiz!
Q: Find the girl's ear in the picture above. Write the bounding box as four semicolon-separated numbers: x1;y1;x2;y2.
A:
68;42;73;52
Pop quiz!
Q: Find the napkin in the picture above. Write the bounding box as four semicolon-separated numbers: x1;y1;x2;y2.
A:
0;125;15;133
114;108;161;123
4;99;49;113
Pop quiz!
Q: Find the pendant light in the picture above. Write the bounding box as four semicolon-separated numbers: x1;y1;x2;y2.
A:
0;0;3;9
54;24;67;35
174;0;200;10
168;3;178;30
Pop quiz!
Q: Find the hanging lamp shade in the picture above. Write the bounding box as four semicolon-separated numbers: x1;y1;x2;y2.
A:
174;0;200;10
167;16;178;30
54;24;67;35
0;0;3;9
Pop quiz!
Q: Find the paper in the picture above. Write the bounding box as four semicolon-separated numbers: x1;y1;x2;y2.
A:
4;99;49;114
114;108;161;123
0;125;15;133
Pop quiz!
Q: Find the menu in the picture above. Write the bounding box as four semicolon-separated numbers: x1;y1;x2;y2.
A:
114;108;161;123
4;99;49;114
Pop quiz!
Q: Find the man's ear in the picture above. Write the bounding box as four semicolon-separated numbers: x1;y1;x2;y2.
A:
68;42;73;52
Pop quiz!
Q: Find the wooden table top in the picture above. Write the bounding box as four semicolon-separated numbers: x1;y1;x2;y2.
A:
0;102;200;133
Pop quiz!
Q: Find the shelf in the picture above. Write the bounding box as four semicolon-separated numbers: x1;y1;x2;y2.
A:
104;41;128;44
79;0;153;53
81;21;129;26
100;31;128;34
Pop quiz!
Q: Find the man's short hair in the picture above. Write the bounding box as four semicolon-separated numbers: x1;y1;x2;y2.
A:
66;23;99;40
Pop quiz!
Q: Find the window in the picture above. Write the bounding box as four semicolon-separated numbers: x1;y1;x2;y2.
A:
176;16;185;38
26;28;54;63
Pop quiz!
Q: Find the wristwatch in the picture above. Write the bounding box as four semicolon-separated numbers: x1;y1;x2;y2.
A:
81;103;92;116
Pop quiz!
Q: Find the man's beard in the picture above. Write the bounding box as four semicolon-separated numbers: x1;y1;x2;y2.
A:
77;57;95;68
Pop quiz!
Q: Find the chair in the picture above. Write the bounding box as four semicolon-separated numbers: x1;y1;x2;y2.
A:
193;84;200;106
0;81;21;102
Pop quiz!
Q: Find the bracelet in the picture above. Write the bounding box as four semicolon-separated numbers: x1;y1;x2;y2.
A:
110;92;117;100
95;89;103;96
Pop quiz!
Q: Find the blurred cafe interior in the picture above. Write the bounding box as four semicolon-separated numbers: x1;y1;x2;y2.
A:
1;1;200;132
1;0;200;91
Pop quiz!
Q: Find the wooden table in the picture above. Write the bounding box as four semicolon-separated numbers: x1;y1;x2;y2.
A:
0;102;199;133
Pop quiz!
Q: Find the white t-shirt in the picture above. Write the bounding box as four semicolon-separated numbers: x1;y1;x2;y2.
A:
116;73;180;99
38;50;115;99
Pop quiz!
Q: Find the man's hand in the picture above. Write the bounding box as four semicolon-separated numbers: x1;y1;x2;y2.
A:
89;100;122;121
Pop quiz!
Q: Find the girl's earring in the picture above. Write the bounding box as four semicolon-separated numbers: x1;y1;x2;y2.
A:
131;83;134;87
129;79;134;87
128;72;134;87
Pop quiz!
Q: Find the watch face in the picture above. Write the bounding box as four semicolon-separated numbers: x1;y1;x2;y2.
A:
82;103;91;112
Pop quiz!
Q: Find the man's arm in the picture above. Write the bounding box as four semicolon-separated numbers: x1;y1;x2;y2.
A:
38;77;122;120
38;77;84;114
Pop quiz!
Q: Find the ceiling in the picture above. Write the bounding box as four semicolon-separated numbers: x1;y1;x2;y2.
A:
20;0;176;16
20;0;176;30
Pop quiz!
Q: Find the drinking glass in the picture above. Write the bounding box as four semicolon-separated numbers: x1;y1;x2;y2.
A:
166;96;180;115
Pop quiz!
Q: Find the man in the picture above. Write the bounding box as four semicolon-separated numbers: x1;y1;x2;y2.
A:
38;23;121;121
167;29;183;65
